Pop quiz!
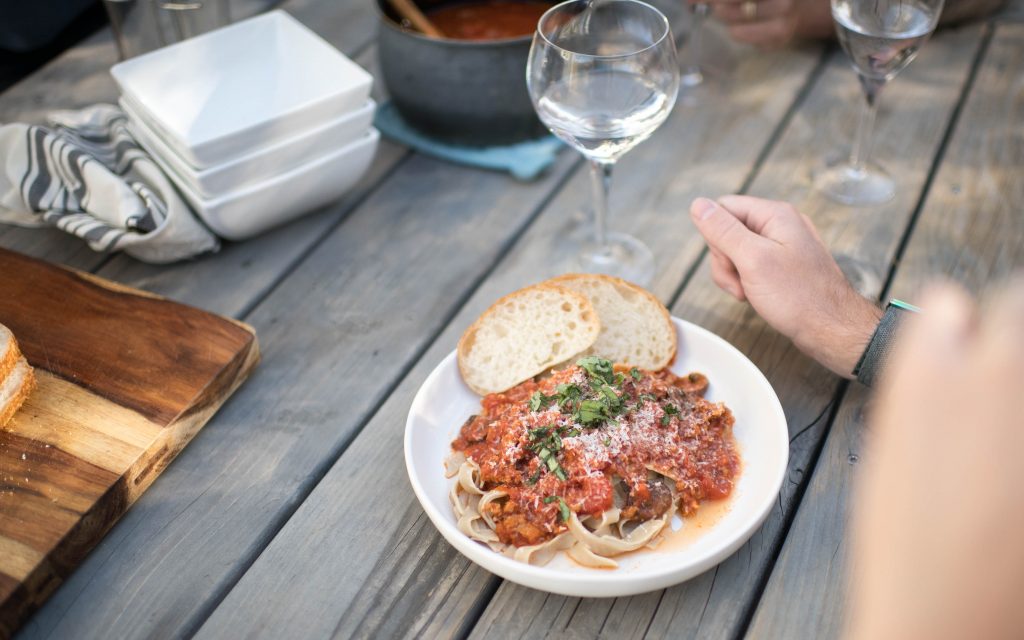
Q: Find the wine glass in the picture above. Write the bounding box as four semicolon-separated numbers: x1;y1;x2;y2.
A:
682;3;710;87
528;0;680;285
816;0;943;206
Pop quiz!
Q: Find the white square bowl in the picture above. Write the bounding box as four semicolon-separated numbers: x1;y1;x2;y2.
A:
121;96;376;199
139;127;380;241
110;10;373;169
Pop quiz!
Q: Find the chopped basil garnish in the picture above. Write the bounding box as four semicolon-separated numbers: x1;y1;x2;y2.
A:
529;391;556;412
577;356;616;385
575;398;611;426
630;367;642;381
529;425;568;480
544;495;571;522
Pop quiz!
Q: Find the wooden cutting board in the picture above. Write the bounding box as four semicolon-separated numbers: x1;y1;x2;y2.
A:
0;249;259;636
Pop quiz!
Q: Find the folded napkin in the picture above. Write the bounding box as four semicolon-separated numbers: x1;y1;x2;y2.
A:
0;104;219;264
374;102;564;181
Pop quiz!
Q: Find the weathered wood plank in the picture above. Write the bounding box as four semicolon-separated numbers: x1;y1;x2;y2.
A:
746;23;1024;640
191;29;825;639
996;0;1024;21
14;135;579;640
0;226;106;272
469;22;986;640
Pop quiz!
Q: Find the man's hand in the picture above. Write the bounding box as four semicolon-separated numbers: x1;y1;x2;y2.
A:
850;279;1024;639
689;0;833;48
689;195;881;377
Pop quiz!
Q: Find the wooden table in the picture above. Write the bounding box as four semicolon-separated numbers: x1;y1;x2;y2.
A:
2;0;1022;636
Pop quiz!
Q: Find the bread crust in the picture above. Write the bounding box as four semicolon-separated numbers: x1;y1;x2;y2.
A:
457;283;600;396
0;358;35;429
545;273;677;369
0;324;21;383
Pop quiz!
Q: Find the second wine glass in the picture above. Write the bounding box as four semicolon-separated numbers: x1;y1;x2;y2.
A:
682;2;710;87
527;0;680;286
817;0;943;205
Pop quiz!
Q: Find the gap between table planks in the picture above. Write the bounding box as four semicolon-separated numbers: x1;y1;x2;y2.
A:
2;3;663;634
191;29;826;639
746;21;1024;640
8;25;582;640
464;22;986;640
2;9;983;640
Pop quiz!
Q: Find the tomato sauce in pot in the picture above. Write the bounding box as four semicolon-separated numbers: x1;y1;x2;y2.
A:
428;0;551;41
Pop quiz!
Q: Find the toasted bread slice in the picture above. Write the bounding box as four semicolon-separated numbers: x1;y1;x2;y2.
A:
0;323;22;383
458;284;600;395
546;273;676;370
0;356;35;429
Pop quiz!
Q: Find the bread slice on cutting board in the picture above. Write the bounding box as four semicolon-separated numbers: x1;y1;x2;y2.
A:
0;323;36;428
545;273;676;371
457;284;600;396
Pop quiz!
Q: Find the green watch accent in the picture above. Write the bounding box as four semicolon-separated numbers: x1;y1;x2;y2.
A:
889;299;922;313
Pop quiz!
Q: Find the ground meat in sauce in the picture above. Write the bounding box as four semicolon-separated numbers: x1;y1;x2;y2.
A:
452;363;740;548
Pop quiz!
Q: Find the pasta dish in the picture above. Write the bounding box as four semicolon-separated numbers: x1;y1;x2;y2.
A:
448;357;740;568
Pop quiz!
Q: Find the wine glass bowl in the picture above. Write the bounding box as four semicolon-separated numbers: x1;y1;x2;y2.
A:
817;0;942;206
528;0;679;285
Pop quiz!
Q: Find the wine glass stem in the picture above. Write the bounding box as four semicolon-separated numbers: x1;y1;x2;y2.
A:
590;160;614;255
685;4;708;77
850;76;883;173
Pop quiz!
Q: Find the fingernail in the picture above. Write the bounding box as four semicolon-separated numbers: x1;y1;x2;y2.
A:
693;198;716;221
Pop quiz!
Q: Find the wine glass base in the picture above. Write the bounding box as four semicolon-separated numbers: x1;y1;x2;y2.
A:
681;68;704;87
816;162;896;206
573;232;655;287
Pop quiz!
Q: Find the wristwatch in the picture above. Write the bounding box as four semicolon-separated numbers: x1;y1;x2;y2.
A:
852;299;920;387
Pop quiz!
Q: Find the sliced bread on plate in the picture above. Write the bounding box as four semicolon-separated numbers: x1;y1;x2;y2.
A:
457;284;600;396
546;273;676;370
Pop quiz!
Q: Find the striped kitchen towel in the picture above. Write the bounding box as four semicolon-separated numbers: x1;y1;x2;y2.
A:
0;104;218;264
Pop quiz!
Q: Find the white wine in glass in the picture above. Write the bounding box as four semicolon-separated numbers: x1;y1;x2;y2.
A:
817;0;942;206
528;0;680;285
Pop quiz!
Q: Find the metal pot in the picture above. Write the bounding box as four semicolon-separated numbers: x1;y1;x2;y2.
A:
376;0;549;146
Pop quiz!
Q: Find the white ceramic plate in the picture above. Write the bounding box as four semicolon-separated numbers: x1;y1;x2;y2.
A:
133;123;379;241
110;10;372;168
405;317;789;597
121;96;376;199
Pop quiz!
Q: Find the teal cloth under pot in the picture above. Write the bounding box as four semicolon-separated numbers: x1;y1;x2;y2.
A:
373;103;564;181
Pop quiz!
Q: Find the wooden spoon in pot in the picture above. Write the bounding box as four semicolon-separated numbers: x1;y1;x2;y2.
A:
388;0;446;38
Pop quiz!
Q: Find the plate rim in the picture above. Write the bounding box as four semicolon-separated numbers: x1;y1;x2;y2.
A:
404;316;789;597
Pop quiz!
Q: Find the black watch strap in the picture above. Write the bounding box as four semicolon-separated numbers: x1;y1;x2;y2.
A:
852;299;920;387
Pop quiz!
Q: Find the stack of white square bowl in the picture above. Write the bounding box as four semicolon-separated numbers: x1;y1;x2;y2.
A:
110;10;378;240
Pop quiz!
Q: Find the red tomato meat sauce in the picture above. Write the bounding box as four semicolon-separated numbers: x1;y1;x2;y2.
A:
427;0;552;41
452;360;740;548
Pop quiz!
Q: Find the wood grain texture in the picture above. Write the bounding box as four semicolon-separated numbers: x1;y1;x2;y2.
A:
746;23;1024;640
468;22;986;640
0;249;259;637
191;26;825;639
13;119;580;640
0;252;251;424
